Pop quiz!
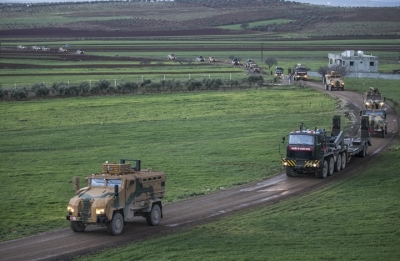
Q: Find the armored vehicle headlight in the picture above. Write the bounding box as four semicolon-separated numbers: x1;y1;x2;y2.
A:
96;208;105;215
67;206;74;213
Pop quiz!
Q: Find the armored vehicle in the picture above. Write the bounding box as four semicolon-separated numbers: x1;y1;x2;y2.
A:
360;109;388;138
209;56;217;62
66;159;166;236
281;115;371;179
323;71;344;91
364;87;385;109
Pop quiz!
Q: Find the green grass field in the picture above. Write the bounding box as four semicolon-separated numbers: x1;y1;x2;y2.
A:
0;87;342;241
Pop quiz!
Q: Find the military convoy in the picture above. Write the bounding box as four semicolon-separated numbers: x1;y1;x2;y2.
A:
323;71;344;91
281;115;371;179
66;159;166;236
360;109;388;138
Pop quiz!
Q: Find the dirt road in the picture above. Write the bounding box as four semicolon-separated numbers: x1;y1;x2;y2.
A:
0;83;398;261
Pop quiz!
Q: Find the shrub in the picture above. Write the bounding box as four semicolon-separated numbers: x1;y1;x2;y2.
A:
10;88;27;100
31;83;50;98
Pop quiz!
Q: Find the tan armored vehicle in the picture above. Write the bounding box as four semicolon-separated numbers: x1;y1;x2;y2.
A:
323;71;344;91
364;87;385;109
66;159;166;236
360;109;388;138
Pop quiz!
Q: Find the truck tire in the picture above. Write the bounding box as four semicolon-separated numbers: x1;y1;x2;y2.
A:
325;84;328;90
329;85;332;91
334;154;342;172
381;129;385;138
107;212;124;236
328;157;334;176
340;152;347;170
285;167;295;177
358;144;368;158
146;204;161;226
70;221;85;232
315;159;328;179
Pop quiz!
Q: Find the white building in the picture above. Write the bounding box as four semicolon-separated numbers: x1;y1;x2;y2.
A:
328;50;378;73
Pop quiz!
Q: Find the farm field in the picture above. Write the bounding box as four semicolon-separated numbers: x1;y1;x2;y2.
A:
0;1;399;260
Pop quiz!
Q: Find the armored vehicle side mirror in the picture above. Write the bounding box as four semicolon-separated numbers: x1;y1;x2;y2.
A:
114;184;119;197
383;97;386;101
282;136;286;144
359;111;362;116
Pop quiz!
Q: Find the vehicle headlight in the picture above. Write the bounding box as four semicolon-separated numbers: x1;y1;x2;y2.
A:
96;208;105;215
67;206;74;213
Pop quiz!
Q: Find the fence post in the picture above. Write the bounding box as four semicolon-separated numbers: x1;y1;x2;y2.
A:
114;79;116;87
90;79;91;88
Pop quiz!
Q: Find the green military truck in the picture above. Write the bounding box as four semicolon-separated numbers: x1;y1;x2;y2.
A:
66;159;166;236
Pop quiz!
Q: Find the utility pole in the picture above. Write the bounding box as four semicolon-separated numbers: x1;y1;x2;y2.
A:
261;43;263;63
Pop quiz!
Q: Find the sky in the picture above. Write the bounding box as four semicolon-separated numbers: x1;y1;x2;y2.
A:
0;0;399;7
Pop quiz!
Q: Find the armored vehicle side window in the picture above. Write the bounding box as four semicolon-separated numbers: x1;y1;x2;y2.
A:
91;178;105;186
107;179;121;187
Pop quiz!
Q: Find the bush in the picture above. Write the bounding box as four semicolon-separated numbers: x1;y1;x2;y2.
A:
119;81;138;93
79;82;90;94
10;88;27;100
96;80;111;93
31;83;50;98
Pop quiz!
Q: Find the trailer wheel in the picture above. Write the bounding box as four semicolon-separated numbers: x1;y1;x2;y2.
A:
328;157;334;176
285;167;295;177
146;204;161;226
340;152;347;170
334;154;342;172
107;212;124;236
70;221;86;232
359;144;368;157
381;130;385;138
316;159;328;179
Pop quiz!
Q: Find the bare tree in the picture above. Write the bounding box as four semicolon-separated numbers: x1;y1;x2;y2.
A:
264;57;277;70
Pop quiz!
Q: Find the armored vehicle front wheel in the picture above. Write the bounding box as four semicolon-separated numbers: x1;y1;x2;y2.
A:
70;221;86;232
107;212;124;236
146;204;161;226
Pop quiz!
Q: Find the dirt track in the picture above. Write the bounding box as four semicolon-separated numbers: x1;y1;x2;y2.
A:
0;82;398;261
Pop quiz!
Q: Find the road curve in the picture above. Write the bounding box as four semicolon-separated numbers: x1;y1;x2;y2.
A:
1;83;398;261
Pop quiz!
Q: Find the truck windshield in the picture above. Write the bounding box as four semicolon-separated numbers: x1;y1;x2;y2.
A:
106;179;122;187
289;134;314;145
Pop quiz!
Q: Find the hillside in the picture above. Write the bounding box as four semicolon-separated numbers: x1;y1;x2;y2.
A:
0;0;399;38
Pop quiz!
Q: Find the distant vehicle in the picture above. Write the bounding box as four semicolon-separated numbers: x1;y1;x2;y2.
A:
42;46;50;51
274;67;284;76
31;45;41;51
323;71;344;91
232;58;240;65
17;45;26;50
167;53;177;60
245;59;254;68
76;49;85;54
252;66;261;73
292;64;308;81
196;56;205;62
58;47;67;52
364;87;385;109
209;56;217;63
